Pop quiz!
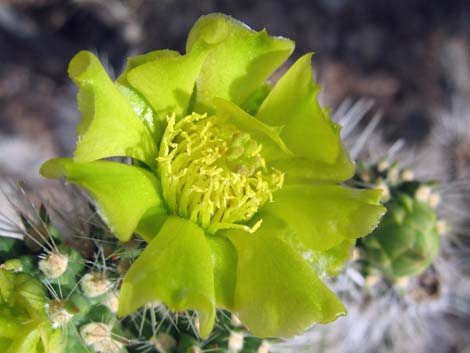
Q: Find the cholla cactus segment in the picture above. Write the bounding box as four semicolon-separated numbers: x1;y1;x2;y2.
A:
361;193;440;279
39;13;386;338
347;154;443;281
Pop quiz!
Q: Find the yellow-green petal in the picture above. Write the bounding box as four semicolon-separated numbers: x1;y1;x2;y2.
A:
118;216;216;338
270;150;355;184
309;239;356;278
225;219;346;338
240;82;271;116
126;49;208;119
206;234;237;310
13;273;47;317
0;317;22;339
40;327;65;353
256;54;355;181
135;206;169;242
187;13;294;112
39;158;165;242
0;269;14;303
68;51;158;167
0;338;11;351
117;50;182;143
117;49;180;85
213;98;292;161
260;185;386;252
118;84;164;145
5;325;41;353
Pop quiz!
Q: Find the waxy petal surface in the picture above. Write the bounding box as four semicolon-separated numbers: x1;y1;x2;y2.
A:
225;219;346;337
187;13;294;112
69;51;157;167
260;185;386;251
40;158;165;242
119;216;216;338
257;54;355;181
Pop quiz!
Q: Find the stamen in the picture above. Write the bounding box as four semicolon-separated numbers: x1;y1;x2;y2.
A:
158;113;283;233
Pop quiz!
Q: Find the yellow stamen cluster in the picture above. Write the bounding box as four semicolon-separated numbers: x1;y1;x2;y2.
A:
158;113;283;234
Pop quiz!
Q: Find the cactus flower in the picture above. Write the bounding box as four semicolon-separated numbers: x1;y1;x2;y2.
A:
40;13;385;338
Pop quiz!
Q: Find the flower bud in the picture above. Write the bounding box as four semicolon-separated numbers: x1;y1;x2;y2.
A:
362;193;440;279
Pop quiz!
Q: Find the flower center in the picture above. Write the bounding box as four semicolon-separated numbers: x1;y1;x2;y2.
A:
158;113;283;233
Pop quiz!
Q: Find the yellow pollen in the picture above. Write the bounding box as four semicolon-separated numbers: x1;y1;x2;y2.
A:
158;113;283;233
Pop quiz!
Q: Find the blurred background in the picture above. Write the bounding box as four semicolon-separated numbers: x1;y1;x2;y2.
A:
0;1;469;351
0;0;468;188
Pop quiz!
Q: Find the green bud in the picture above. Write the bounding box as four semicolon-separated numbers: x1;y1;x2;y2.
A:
362;193;440;279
